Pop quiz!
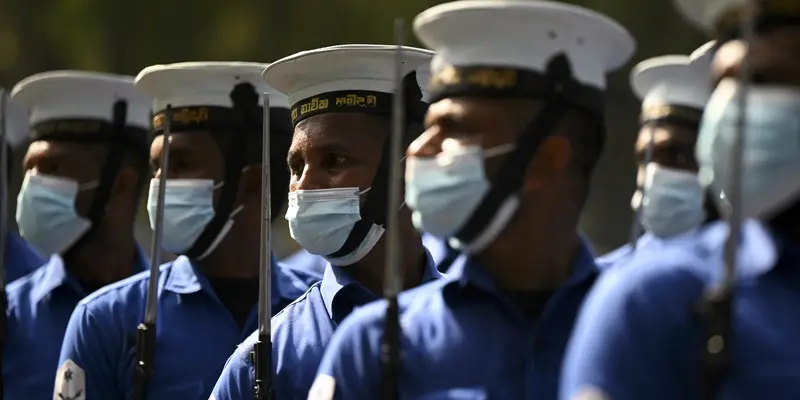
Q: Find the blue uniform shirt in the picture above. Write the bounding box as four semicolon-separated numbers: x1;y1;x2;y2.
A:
4;230;45;283
282;249;327;279
55;254;316;400
283;233;449;277
596;228;703;268
561;220;800;400
421;233;450;272
4;249;148;400
210;249;443;400
310;239;597;400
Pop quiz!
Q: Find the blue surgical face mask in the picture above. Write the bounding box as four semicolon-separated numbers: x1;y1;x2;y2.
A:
286;187;370;258
148;179;241;256
16;172;98;256
636;163;705;238
697;78;800;219
405;139;516;238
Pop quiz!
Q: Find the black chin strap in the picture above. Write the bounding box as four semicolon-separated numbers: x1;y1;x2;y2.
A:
327;72;426;260
452;55;577;246
69;100;130;252
185;83;258;260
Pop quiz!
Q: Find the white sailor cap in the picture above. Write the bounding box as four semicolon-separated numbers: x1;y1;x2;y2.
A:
673;0;748;32
262;44;434;126
690;40;717;71
674;0;800;33
413;0;636;112
631;54;712;120
135;61;288;111
11;71;151;131
135;62;289;133
416;63;433;103
1;94;30;147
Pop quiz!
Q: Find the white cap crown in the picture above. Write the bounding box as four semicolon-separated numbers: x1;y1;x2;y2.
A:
135;61;289;112
263;45;433;104
262;44;434;125
0;94;30;147
414;0;636;91
631;54;712;112
11;71;152;130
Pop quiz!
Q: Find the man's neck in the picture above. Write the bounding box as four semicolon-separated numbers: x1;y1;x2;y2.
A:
345;236;427;297
195;231;260;279
64;231;138;287
477;229;580;293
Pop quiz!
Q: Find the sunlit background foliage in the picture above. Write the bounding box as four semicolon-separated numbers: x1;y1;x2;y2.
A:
0;0;706;257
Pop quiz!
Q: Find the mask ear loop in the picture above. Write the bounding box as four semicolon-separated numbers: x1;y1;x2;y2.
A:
628;124;656;250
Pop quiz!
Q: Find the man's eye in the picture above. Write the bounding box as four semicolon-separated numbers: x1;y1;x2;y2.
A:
324;154;348;168
289;159;304;176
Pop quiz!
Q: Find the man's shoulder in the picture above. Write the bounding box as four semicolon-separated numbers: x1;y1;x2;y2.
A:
271;282;324;333
588;243;711;326
595;242;635;269
334;278;452;337
229;329;259;366
274;261;322;298
77;263;173;310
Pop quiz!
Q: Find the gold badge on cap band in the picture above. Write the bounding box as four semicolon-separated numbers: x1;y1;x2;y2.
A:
430;65;519;91
290;91;387;125
640;103;704;125
152;107;211;130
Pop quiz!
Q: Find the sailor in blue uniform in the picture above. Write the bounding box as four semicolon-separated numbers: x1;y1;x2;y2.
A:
307;2;635;399
54;62;318;400
6;71;152;399
0;94;45;282
599;43;717;266
561;1;800;399
209;45;444;400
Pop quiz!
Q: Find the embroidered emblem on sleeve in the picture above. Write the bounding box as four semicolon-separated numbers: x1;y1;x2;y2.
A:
307;374;336;400
54;359;85;400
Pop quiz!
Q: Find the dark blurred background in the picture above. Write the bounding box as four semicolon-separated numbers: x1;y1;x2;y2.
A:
0;0;707;257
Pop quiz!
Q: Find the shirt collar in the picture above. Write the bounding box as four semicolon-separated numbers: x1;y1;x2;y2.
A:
30;255;74;302
698;219;779;278
31;245;149;303
163;253;287;302
595;230;701;270
321;248;443;324
447;235;598;296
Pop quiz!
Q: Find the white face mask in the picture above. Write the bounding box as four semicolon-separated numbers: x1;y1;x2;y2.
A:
635;163;705;238
285;187;384;266
147;178;243;260
697;78;800;219
16;172;98;255
405;139;516;238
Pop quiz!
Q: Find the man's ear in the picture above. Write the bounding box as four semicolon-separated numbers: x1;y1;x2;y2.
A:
108;166;141;206
522;136;572;191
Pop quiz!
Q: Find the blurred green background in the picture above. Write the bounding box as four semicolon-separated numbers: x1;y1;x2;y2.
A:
0;0;707;257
